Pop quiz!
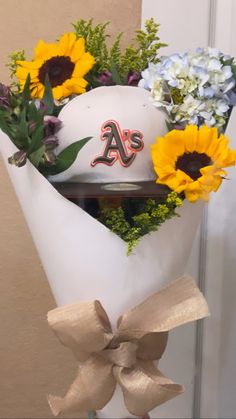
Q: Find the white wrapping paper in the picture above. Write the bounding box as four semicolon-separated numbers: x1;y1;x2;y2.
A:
0;131;204;418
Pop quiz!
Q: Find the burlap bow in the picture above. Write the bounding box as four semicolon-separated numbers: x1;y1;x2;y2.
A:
47;276;209;417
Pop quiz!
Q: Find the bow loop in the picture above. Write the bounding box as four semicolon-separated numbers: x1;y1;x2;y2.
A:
48;355;116;416
48;276;209;416
117;276;209;334
114;360;184;416
47;300;113;361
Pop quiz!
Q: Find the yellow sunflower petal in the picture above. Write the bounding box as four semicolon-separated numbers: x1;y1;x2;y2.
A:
205;130;225;158
70;38;86;62
34;40;58;60
52;85;64;100
212;136;236;166
16;59;43;70
155;164;176;181
199;171;223;192
196;125;218;154
151;132;185;170
158;169;191;193
151;124;236;202
58;32;77;56
162;129;185;157
183;125;198;153
69;77;88;93
210;176;222;192
16;66;39;81
61;78;87;95
31;83;45;99
211;135;229;159
72;52;96;77
185;181;205;202
151;143;176;167
15;32;94;99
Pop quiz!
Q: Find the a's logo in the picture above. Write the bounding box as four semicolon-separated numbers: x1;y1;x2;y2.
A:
91;120;144;167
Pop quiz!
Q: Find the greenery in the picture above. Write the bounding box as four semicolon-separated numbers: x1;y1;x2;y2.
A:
120;19;167;76
73;20;112;76
1;19;177;253
99;192;183;254
73;18;167;86
2;18;167;173
7;18;166;89
7;50;25;80
0;75;90;174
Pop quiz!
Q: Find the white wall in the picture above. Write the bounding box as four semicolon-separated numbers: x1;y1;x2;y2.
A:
141;0;211;54
201;2;236;417
141;1;212;418
202;111;236;418
142;1;236;418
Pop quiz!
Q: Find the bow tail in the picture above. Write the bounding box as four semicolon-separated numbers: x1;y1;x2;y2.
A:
48;356;116;416
115;360;184;417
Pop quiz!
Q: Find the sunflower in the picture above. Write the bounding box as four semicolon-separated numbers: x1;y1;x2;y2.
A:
16;32;95;100
151;125;236;202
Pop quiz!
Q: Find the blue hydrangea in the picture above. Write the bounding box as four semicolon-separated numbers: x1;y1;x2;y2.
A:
139;47;236;129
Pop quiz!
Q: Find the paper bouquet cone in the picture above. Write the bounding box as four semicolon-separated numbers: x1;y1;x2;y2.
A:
0;132;204;418
0;86;204;418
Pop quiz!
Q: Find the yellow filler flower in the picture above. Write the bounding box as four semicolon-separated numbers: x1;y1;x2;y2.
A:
151;125;236;202
16;33;95;100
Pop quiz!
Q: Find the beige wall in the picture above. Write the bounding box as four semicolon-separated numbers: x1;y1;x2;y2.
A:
0;0;141;83
0;1;141;417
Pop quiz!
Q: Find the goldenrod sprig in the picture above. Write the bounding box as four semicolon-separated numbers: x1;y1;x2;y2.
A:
100;192;183;254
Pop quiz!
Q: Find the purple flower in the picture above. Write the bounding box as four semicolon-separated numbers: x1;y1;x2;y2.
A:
8;150;27;167
173;123;186;130
126;71;141;86
97;71;114;86
34;99;48;113
43;115;62;137
43;135;59;149
43;150;57;165
0;83;10;108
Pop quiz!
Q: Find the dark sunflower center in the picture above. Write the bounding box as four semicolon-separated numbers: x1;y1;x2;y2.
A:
38;56;75;87
176;151;212;180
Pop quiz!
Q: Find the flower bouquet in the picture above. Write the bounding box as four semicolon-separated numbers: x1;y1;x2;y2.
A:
0;19;236;419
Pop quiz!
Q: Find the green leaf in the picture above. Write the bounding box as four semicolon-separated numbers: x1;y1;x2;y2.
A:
40;136;92;176
42;75;54;115
0;113;12;138
22;73;31;103
28;101;43;124
28;124;44;153
110;63;124;85
231;64;236;80
165;120;174;131
15;107;30;147
29;144;45;167
18;107;27;134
